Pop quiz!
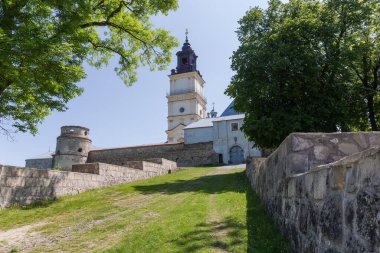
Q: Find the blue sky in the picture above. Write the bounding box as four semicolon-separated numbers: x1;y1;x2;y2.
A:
0;0;267;166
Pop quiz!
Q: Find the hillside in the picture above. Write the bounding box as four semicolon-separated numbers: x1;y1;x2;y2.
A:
0;167;290;253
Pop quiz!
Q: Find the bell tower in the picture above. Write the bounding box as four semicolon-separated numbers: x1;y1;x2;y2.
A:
166;31;207;143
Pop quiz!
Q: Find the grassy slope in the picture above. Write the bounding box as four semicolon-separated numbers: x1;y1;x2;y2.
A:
0;167;290;253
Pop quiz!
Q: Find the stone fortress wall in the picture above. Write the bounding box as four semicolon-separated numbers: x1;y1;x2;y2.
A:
246;132;380;253
25;126;219;170
0;159;174;209
87;142;219;167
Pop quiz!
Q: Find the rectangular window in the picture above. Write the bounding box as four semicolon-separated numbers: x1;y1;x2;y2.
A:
231;122;239;131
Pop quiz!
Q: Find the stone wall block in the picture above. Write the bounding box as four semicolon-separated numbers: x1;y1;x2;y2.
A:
369;134;380;147
320;193;343;243
353;133;368;149
298;201;309;234
345;167;358;193
338;143;359;156
313;170;327;200
357;156;380;188
292;136;314;151
295;177;306;198
328;166;346;190
288;153;309;174
343;197;355;231
355;188;380;250
305;173;314;194
314;145;330;161
344;235;367;253
6;176;26;187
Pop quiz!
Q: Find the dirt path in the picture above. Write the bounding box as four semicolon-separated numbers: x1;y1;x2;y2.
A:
0;222;47;251
0;194;161;252
207;167;238;253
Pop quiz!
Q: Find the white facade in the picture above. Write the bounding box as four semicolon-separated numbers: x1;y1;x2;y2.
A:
184;114;261;164
167;71;207;143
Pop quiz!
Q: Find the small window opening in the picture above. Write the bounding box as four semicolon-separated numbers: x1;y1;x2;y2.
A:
78;148;83;152
231;123;239;131
182;57;188;64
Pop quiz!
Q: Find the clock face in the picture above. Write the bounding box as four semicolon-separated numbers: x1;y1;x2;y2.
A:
179;107;185;113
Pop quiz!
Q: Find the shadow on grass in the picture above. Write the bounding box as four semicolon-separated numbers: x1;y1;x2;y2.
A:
246;184;291;253
134;170;291;252
133;171;245;195
7;198;59;211
170;217;246;252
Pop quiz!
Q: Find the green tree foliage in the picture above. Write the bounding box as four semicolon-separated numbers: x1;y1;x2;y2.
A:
226;0;378;149
339;0;380;130
0;0;178;135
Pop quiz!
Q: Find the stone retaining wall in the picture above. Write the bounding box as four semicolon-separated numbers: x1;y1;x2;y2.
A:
246;132;380;253
0;162;168;209
88;142;219;167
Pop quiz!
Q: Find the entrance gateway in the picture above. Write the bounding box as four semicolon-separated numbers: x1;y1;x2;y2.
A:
230;146;244;164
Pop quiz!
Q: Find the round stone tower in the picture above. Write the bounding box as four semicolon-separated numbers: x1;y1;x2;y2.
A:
52;126;92;171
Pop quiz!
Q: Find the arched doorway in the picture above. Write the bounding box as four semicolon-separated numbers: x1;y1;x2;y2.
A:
230;146;244;164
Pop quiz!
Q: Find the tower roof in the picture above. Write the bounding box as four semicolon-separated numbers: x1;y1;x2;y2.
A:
171;29;200;76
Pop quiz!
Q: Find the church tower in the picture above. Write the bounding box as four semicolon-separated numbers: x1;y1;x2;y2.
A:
166;31;207;143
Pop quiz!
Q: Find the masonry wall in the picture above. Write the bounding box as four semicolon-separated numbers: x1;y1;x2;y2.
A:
0;163;167;209
144;158;177;170
246;132;380;253
25;158;53;170
87;142;219;167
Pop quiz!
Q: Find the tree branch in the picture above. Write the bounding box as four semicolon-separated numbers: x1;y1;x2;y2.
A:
106;1;124;21
80;21;148;46
349;63;364;83
88;39;130;66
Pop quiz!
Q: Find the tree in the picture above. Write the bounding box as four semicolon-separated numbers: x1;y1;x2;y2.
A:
338;0;380;130
226;0;369;149
0;0;178;136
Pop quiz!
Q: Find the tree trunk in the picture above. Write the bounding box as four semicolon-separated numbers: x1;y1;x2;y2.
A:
367;94;378;131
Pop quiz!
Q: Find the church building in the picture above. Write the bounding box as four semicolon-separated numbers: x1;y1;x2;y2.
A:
166;34;261;164
166;33;207;143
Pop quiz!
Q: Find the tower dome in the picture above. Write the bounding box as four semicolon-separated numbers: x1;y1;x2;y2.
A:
171;29;200;75
52;126;92;170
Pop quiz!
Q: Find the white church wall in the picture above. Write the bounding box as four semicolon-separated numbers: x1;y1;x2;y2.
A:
171;77;194;94
212;118;261;164
168;100;196;116
194;79;203;95
184;127;213;144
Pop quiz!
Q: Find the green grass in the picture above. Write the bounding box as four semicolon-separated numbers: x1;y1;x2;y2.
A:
0;167;290;253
